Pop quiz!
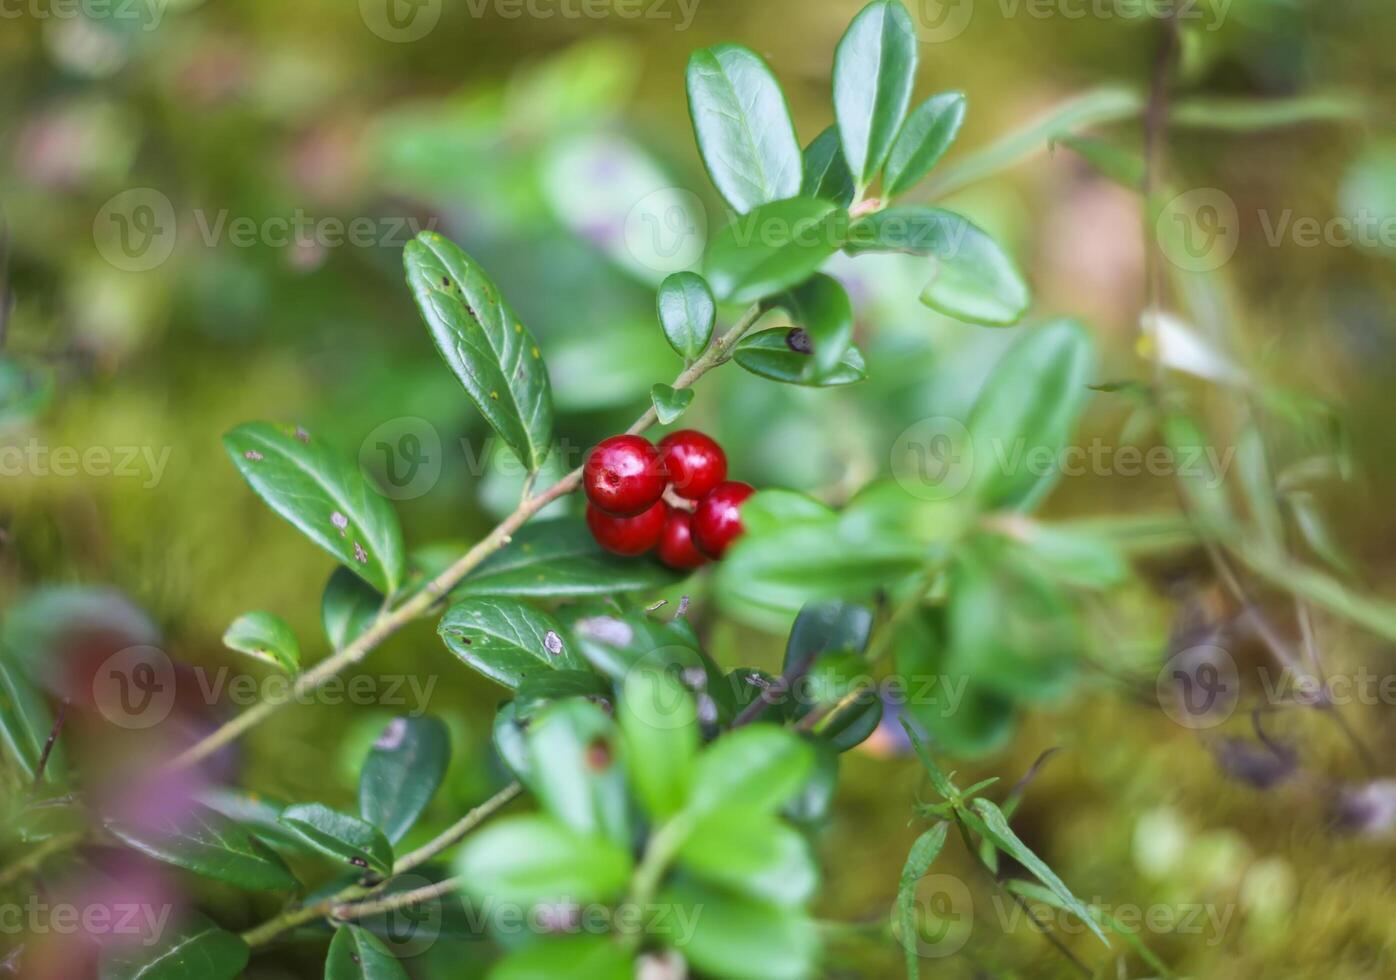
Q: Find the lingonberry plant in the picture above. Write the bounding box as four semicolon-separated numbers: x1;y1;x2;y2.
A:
6;1;1394;979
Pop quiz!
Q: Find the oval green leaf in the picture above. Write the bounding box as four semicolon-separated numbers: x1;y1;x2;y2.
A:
656;880;818;980
704;197;847;304
224;422;405;595
686;44;802;213
439;596;585;689
775;273;855;379
656;271;716;361
525;699;632;846
403;231;554;473
834;0;918;185
651;383;695;425
222;611;300;674
491;936;633;980
325;924;408;980
733;329;866;387
322;566;383;650
358;716;451;844
278;803;394;878
845;206;1030;326
884;92;967;197
689;724;814;816
801;126;856;207
107;805;298;892
99;912;248;980
677;810;817;907
966;318;1097;509
454;814;633;907
620;669;699;821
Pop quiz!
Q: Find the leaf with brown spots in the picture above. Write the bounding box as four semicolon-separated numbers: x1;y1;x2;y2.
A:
403;232;554;472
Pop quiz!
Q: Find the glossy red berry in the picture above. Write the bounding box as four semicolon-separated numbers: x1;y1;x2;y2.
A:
584;435;667;516
656;507;708;571
691;481;755;559
586;501;666;556
658;429;728;500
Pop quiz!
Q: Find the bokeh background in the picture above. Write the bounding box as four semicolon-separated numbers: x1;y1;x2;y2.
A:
3;0;1396;976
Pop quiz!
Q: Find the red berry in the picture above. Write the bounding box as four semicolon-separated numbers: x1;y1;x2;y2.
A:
658;430;727;500
691;481;755;559
586;501;666;556
584;435;667;516
656;507;708;571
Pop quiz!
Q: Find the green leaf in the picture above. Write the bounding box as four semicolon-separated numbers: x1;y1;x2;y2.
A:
775;273;855;379
107;806;298;892
525;699;632;846
620;669;699;820
678;810;817;907
1057;134;1145;190
783;741;839;827
657;880;818;980
1007;521;1130;590
196;788;318;855
686;44;802;213
846;206;1029;326
455;519;679;598
801;126;855;207
689;725;813;816
493;701;533;783
833;0;918;185
514;669;612;720
884;92;967;197
656;271;716;361
403;231;553;473
358;716;451;844
490;936;633;980
651;383;695;425
99;912;248;980
278;803;394;878
439;596;584;689
966;797;1109;945
783;600;874;670
967;318;1097;510
1237;547;1396;643
455;814;633;906
900;718;957;799
325;925;408;980
0;656;65;784
225;422;405;594
896;822;949;980
704;197;847;304
322;567;383;650
221;611;300;673
799;651;883;752
733;328;866;387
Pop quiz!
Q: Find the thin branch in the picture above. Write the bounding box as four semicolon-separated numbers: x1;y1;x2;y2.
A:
331;875;463;922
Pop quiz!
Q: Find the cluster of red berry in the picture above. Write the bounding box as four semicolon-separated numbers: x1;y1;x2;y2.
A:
583;430;754;570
